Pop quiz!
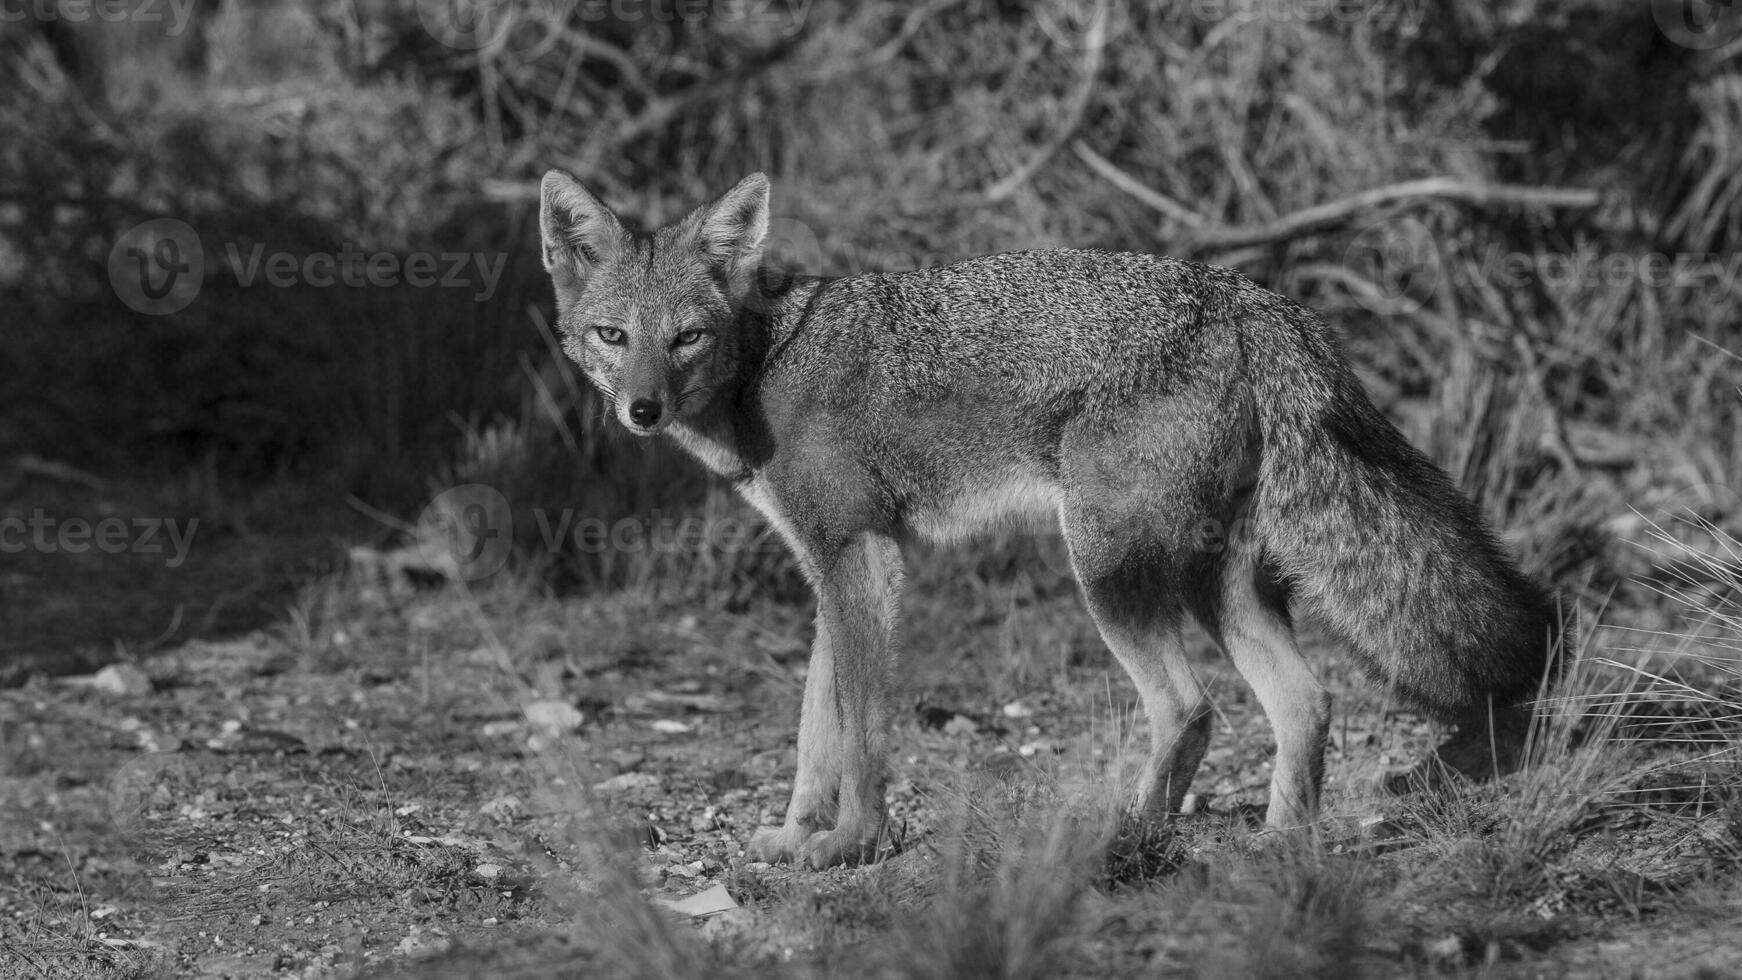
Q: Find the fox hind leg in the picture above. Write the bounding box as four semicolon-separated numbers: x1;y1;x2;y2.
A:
1061;507;1212;817
1096;605;1212;817
1058;387;1258;818
1216;539;1331;830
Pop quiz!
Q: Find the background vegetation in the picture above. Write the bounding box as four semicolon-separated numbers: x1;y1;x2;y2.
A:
2;0;1741;976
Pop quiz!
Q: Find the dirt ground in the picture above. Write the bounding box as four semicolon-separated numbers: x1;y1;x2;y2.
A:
4;535;1740;979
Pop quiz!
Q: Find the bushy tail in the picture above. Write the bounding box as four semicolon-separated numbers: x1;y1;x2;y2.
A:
1249;304;1561;721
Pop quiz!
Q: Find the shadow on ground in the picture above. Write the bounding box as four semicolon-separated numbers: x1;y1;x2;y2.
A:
0;457;355;686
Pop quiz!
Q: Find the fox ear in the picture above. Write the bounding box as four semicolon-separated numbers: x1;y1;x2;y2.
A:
539;168;626;289
689;172;770;281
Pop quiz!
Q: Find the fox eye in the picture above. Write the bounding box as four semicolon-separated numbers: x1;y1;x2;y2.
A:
672;329;705;348
594;325;626;345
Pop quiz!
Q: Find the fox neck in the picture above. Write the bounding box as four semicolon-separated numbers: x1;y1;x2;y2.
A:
666;275;822;480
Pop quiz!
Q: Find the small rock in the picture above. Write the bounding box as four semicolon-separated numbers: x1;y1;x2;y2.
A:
93;664;152;697
407;606;445;632
1425;935;1467;965
480;720;522;738
697;908;754;941
1364;938;1403;958
1001;700;1035;719
394;924;451;958
653;882;739;918
650;719;692;734
135;728;180;753
523;700;585;735
479;794;525;824
942;715;978;737
473;863;505;882
593;772;660;794
462;645;501;666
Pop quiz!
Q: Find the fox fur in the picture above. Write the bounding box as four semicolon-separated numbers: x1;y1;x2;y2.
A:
538;169;1562;868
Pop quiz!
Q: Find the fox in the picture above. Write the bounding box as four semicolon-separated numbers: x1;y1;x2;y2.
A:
537;169;1562;868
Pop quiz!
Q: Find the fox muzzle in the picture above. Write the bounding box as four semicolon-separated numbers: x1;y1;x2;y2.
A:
629;398;663;429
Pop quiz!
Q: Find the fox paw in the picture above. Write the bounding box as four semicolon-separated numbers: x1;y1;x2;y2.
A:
796;828;878;869
746;824;807;864
745;825;878;868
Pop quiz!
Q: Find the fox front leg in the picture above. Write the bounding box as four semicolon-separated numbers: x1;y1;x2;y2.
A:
747;613;843;862
747;534;902;868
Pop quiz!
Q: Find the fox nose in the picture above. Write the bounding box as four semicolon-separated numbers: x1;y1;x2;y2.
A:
628;398;663;428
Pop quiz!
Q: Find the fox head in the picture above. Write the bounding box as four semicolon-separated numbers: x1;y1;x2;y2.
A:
538;170;771;436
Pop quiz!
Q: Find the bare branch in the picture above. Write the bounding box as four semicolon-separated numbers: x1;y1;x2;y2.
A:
982;0;1110;203
1071;141;1208;228
1076;147;1600;251
1187;179;1601;251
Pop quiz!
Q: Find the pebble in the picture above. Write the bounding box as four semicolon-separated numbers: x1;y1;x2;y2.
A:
523;700;585;734
93;664;152;697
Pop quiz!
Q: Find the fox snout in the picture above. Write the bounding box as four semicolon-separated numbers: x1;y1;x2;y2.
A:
624;396;666;435
609;352;679;435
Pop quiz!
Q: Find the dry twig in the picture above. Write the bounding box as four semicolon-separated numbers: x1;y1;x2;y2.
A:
982;0;1111;203
1077;152;1600;251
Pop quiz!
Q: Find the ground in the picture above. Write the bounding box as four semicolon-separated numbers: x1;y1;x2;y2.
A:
3;519;1739;978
